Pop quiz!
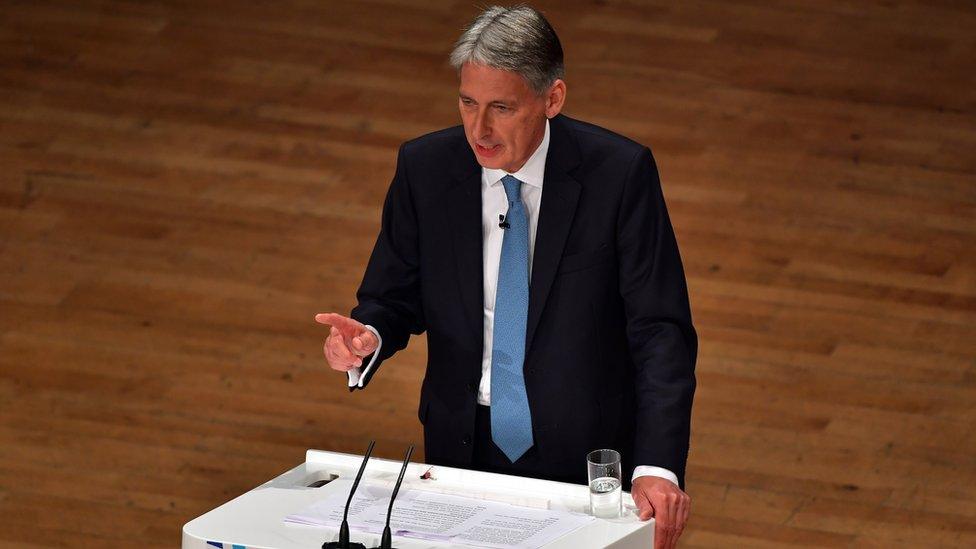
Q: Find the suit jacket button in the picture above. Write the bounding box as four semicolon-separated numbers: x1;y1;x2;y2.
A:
461;435;471;446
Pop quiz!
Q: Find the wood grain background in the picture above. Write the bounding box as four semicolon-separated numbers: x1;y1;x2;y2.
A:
1;0;974;547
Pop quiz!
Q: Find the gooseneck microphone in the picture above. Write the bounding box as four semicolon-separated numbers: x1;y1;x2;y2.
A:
373;444;415;549
322;440;376;549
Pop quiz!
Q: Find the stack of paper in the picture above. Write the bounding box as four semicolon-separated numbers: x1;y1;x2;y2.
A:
285;480;593;549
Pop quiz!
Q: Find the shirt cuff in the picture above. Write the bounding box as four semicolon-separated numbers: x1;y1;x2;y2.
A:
346;325;382;389
632;465;679;487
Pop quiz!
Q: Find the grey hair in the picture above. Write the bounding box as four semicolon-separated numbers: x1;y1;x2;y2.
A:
449;4;564;94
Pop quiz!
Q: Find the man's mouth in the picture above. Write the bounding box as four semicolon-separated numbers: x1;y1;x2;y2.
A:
476;143;502;157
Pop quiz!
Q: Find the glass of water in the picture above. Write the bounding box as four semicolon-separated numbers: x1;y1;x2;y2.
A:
587;449;622;518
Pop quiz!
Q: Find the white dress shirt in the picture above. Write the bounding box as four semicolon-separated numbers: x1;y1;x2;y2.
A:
347;119;678;487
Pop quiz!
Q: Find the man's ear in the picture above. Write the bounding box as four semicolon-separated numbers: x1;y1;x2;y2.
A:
545;79;566;118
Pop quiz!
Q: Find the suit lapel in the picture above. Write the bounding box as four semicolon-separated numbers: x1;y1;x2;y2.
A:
526;115;582;353
447;142;485;347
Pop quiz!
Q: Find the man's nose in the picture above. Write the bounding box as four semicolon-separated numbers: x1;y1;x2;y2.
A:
473;108;491;139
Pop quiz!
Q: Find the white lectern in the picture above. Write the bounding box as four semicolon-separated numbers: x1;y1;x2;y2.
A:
183;449;653;548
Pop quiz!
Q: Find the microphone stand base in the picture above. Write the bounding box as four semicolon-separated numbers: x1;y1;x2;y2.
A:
322;543;368;549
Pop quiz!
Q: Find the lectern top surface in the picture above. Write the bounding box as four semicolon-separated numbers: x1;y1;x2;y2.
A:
182;449;653;549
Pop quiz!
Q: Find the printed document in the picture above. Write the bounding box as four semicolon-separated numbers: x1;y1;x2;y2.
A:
285;479;593;548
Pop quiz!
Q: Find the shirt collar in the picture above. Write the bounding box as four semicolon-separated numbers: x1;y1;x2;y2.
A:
483;118;550;189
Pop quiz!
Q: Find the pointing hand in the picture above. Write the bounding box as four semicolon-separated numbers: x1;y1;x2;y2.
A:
314;313;379;372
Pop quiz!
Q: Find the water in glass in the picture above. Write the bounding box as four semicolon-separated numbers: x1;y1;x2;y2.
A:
589;476;621;518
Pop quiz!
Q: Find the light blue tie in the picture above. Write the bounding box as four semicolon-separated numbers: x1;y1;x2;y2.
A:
491;175;533;463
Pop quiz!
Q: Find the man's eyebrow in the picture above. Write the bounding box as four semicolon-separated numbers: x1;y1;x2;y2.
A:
458;93;516;105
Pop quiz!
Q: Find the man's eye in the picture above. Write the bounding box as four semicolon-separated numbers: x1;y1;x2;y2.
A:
461;99;474;106
494;105;509;112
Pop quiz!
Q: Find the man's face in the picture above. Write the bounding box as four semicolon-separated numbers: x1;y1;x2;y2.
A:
458;63;550;173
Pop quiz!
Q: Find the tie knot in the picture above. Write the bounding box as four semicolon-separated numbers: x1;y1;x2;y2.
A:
501;175;522;204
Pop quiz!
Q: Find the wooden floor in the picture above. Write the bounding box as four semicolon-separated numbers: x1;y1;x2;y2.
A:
1;0;974;546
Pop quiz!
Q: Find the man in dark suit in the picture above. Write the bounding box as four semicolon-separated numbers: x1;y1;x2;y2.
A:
316;5;696;548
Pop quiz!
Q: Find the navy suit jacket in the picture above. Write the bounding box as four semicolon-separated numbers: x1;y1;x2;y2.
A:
350;113;697;489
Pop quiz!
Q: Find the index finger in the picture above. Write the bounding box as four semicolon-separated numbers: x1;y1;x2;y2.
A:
314;313;363;333
632;489;654;521
314;312;341;325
